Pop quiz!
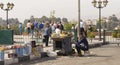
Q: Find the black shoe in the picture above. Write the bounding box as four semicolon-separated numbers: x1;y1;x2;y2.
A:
78;54;84;57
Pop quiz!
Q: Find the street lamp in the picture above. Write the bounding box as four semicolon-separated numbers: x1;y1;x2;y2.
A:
74;0;81;42
78;0;80;38
103;18;107;44
92;0;108;41
0;2;14;29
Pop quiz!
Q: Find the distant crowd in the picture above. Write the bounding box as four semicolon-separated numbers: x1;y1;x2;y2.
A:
19;20;64;47
18;19;91;56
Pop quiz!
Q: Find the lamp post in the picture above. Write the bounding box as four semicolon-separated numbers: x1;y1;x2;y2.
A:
73;0;80;42
78;0;80;38
92;0;108;41
103;18;107;44
0;2;14;29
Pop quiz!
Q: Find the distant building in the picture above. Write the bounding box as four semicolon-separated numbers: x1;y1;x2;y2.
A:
85;19;97;26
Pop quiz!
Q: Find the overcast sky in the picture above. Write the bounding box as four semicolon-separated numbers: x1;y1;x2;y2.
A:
0;0;120;23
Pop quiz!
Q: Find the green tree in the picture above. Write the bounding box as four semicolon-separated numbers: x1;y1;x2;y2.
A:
108;14;119;22
62;18;68;23
56;17;61;22
50;10;56;22
41;16;49;22
24;19;29;26
30;15;35;22
64;23;72;31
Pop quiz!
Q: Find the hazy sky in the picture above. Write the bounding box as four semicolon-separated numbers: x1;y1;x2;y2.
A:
0;0;120;23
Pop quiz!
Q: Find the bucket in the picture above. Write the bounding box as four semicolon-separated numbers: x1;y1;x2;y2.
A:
15;48;24;57
24;41;32;55
0;51;4;61
37;45;43;53
23;46;31;55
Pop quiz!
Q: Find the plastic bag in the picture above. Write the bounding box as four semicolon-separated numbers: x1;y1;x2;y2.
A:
46;50;57;57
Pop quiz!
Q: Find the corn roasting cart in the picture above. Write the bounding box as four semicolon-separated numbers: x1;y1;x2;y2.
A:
51;35;72;55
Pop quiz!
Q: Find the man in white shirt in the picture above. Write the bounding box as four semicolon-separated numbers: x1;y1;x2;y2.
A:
55;26;61;34
75;19;86;36
27;20;31;34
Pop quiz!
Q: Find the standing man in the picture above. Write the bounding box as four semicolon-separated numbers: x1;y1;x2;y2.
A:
38;22;44;38
34;21;39;37
30;21;34;38
19;23;22;35
75;19;86;36
71;24;76;41
27;20;31;34
58;22;64;31
43;23;51;47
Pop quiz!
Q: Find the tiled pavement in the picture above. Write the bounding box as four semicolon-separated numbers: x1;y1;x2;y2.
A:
0;35;108;65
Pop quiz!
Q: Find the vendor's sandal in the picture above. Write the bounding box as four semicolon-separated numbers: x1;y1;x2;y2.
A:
78;54;84;57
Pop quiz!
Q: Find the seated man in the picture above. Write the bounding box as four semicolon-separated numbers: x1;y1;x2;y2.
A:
75;33;89;56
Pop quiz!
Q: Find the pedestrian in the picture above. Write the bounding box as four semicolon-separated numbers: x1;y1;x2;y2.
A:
71;24;76;40
43;23;51;47
75;33;89;56
39;22;44;32
75;19;86;37
34;21;39;31
55;25;61;34
58;22;64;31
30;21;34;38
38;22;44;38
50;23;55;33
34;21;39;37
26;20;31;34
19;23;22;35
88;25;93;32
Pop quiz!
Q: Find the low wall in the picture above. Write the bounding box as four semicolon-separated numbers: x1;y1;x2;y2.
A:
91;32;112;36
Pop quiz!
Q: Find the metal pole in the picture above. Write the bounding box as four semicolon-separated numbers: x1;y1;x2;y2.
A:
78;0;80;38
103;29;105;44
99;7;102;41
6;9;9;29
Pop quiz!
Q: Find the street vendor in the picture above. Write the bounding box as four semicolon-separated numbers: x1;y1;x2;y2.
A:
75;33;89;56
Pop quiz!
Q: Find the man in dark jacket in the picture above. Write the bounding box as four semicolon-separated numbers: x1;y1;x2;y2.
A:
75;33;89;56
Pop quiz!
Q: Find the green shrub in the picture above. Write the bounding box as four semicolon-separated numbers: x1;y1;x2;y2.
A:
64;23;72;31
87;32;95;38
117;33;120;38
112;32;117;38
112;30;119;38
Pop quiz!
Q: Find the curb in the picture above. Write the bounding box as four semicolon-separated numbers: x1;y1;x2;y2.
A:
0;42;109;65
89;42;109;48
